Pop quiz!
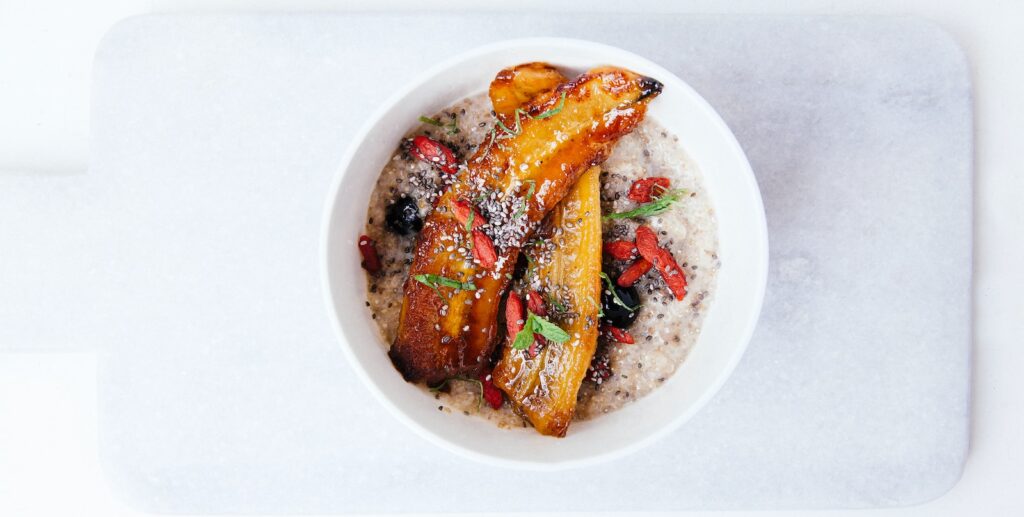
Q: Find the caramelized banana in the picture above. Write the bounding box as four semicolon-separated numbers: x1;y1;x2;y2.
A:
492;166;603;436
389;67;662;385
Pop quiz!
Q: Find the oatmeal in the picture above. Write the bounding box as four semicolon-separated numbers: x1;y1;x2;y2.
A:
361;92;719;429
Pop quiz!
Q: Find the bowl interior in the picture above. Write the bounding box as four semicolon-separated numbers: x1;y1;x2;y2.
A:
322;38;767;469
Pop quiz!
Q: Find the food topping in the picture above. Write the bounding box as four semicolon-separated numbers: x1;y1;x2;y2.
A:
505;290;526;331
419;114;459;136
600;278;640;329
408;135;459;174
617;258;653;287
602;325;635;344
627;177;671;203
479;371;504;410
604;187;687;220
358;235;382;274
413;273;476;300
385;195;423;235
452;199;487;230
635;225;688;300
526;290;547;316
525;290;549;358
471;229;498;268
603;240;638;261
511;310;570;351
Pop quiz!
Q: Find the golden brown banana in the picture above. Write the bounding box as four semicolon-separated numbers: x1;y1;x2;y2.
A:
389;66;662;386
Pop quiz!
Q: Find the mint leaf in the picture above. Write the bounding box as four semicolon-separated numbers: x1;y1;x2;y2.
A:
603;189;688;220
511;315;536;350
419;116;443;127
513;180;537;219
598;270;634;311
446;114;459;135
530;313;570;343
533;92;567;119
414;274;476;294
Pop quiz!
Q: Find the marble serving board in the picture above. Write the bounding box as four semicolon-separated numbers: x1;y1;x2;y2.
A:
0;13;971;513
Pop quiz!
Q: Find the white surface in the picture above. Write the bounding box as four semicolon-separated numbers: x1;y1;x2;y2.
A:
0;1;1021;517
2;12;969;513
323;37;768;469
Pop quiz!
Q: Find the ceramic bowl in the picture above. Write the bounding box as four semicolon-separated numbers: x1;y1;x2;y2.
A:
322;37;768;469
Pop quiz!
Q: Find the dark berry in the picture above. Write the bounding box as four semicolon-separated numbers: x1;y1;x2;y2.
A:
601;282;640;328
385;195;422;235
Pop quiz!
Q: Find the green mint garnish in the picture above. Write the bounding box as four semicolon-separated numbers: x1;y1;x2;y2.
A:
533;92;567;119
530;313;571;342
480;92;567;158
600;272;640;311
414;274;476;300
546;293;568;314
603;188;688;221
419;116;443;127
420;114;459;135
446;114;459;135
511;319;536;351
511;312;570;350
495;115;521;136
513;180;537;219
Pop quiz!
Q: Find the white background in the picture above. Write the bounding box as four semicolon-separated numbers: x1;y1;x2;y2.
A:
1;0;1021;515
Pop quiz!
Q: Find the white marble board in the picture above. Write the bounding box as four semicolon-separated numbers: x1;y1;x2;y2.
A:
0;13;971;513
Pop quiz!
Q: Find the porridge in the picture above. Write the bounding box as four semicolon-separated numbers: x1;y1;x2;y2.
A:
356;65;718;435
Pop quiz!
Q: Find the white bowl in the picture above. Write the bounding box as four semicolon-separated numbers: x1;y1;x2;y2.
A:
321;38;768;470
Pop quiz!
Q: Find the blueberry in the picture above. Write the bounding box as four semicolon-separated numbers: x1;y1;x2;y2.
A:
385;195;422;235
601;282;640;328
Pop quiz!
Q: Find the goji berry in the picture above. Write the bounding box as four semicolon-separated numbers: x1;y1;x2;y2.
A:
627;177;671;203
603;240;638;261
526;290;547;316
357;235;381;274
505;291;525;337
479;370;504;410
634;225;687;300
409;135;458;174
602;325;635;344
452;199;487;229
471;229;498;268
617;258;653;287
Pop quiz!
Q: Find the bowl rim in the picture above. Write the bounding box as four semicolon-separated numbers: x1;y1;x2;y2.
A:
320;36;768;470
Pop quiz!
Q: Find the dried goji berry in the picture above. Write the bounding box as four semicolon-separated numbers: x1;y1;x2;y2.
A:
479;370;504;410
617;258;653;287
634;225;687;300
471;229;498;268
357;235;381;274
601;325;635;344
409;135;458;174
452;199;487;229
655;250;688;301
603;240;638;261
634;225;661;258
627;177;671;203
526;290;547;316
505;291;525;337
